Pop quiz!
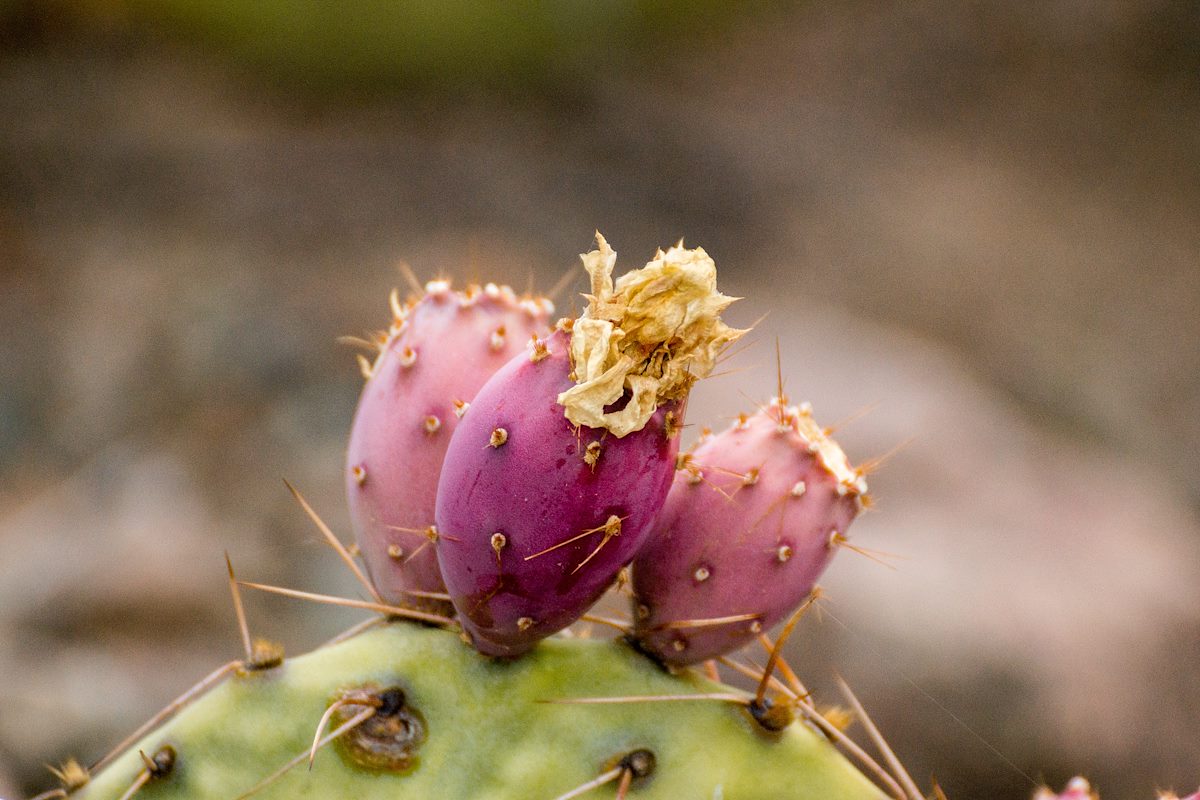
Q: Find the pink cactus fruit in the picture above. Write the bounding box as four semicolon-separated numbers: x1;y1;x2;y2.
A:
346;280;553;614
1159;791;1200;800
630;396;868;665
434;328;682;656
1033;778;1099;800
435;233;744;657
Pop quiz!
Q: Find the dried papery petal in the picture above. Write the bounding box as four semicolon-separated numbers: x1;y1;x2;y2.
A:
558;233;745;437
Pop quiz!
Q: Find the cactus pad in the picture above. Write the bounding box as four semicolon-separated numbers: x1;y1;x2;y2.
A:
73;623;886;800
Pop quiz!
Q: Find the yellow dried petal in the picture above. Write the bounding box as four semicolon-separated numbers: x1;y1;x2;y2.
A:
558;232;745;436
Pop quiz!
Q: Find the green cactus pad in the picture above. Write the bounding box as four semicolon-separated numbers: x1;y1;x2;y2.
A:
77;622;886;800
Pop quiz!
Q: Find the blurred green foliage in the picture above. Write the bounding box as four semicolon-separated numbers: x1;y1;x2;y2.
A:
25;0;752;91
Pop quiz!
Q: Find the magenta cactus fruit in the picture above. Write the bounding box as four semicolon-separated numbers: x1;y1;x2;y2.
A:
434;328;682;656
630;397;867;665
346;280;552;613
435;233;744;657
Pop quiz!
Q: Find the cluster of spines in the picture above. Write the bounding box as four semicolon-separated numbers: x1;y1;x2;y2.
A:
676;398;869;505
354;281;554;383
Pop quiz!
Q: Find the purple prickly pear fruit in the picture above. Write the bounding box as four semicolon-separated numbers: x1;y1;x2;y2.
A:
435;233;744;657
346;280;553;614
435;329;682;656
630;397;868;665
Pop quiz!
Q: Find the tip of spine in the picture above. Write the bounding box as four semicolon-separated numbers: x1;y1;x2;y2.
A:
389;288;406;322
772;399;868;496
458;284;481;307
663;411;681;439
520;297;555;317
529;334;551;363
584;441;602;468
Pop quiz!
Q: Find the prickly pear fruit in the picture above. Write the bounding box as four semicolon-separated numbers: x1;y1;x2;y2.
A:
631;398;867;665
434;326;682;657
435;234;744;657
73;624;887;800
346;281;552;613
1034;777;1099;800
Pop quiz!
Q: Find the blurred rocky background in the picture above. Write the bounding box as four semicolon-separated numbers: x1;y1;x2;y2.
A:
1;2;1197;798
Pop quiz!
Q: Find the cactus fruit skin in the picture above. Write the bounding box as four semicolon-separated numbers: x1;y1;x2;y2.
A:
631;399;866;665
435;329;683;657
74;624;887;800
346;282;551;613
